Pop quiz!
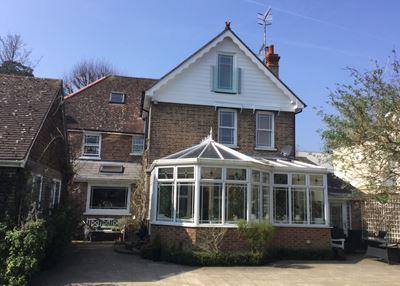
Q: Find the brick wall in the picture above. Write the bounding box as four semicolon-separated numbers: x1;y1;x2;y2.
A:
150;224;331;252
68;131;142;163
148;102;295;163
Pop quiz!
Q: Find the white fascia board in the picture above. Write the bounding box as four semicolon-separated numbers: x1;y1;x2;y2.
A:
0;160;25;168
144;29;304;111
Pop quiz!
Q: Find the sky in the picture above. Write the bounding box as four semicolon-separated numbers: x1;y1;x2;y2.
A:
1;0;399;151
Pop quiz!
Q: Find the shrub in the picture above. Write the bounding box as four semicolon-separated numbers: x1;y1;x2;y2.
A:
43;207;80;266
237;220;275;254
0;223;8;285
5;218;47;286
140;234;162;261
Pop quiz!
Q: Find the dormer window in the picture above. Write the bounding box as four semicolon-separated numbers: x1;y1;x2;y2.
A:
109;92;125;104
212;54;241;94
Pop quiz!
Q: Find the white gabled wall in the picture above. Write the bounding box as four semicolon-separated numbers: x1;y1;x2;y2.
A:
153;37;297;112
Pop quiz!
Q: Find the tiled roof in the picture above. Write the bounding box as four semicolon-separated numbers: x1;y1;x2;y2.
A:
0;74;62;161
65;75;157;134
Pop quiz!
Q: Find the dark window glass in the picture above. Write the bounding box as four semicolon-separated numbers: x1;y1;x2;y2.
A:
274;173;288;185
90;187;128;209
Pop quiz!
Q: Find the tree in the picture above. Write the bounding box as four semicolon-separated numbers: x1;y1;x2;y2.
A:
0;34;34;76
320;52;400;199
63;59;116;94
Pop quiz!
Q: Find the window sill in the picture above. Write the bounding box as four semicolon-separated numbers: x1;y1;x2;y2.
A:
273;223;330;229
80;156;101;160
213;89;238;95
129;153;143;156
255;147;277;151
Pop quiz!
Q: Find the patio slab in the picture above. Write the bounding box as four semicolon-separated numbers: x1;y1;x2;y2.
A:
31;242;400;286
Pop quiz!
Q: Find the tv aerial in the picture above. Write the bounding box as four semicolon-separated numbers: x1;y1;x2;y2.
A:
257;7;273;57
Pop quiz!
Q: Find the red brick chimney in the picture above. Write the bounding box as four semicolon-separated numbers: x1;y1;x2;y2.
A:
265;45;280;77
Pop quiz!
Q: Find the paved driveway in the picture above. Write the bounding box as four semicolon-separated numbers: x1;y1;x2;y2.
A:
32;242;400;286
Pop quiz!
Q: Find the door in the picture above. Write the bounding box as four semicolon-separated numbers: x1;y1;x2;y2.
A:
330;201;349;236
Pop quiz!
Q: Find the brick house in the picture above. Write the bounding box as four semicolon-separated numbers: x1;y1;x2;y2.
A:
0;74;68;225
142;24;332;251
64;75;155;229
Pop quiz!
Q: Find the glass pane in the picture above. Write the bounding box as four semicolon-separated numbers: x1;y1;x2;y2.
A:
85;135;99;144
176;183;194;221
226;168;247;181
292;188;307;224
132;143;144;154
84;145;99;156
156;183;173;221
90;187;127;209
219;111;235;127
257;114;272;130
310;188;325;224
133;136;144;145
310;175;324;186
262;186;269;221
218;55;233;90
274;187;288;223
257;130;272;147
262;173;270;185
292;174;306;185
225;184;247;222
110;92;124;103
177;167;194;179
252;170;260;183
274;173;288;185
158;167;174;179
200;183;222;223
201;167;222;180
219;128;234;145
251;185;259;220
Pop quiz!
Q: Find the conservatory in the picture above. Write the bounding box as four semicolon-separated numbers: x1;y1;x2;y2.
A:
148;136;329;229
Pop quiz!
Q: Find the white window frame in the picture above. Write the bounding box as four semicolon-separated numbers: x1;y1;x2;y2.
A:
256;111;275;150
218;109;238;147
32;174;43;209
84;183;131;215
217;53;235;91
109;92;126;104
81;133;101;159
131;135;145;155
50;179;62;208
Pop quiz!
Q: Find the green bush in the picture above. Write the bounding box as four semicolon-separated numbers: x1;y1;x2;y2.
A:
43;207;79;266
142;248;265;266
237;220;275;254
0;223;8;285
140;234;162;261
5;218;47;286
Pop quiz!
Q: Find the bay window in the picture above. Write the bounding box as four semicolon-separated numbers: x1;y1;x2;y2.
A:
218;109;237;146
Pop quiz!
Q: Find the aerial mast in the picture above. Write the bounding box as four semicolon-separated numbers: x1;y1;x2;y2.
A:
257;7;273;58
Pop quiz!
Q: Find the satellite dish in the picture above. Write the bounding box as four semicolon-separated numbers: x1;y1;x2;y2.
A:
280;145;292;157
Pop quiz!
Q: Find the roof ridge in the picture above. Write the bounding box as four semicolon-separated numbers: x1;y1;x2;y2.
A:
110;74;158;81
64;75;110;100
0;73;61;83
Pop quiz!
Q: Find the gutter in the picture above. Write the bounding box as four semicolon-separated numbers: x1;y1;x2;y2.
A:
0;160;25;168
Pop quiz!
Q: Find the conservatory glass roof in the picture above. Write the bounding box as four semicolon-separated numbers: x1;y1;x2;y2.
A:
162;135;262;163
154;134;326;173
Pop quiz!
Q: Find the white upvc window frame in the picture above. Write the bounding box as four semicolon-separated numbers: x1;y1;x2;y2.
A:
81;132;101;159
272;172;329;228
217;53;234;91
32;174;43;209
131;134;145;155
85;183;131;216
256;111;275;150
218;108;238;147
50;179;62;208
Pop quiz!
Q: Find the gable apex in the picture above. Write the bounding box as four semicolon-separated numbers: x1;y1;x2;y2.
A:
144;28;306;112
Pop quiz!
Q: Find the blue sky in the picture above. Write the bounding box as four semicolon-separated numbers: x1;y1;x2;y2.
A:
1;0;399;151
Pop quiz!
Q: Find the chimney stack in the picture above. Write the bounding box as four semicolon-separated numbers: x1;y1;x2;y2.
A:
265;45;280;77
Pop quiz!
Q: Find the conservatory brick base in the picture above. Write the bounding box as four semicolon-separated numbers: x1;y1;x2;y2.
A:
150;224;331;252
